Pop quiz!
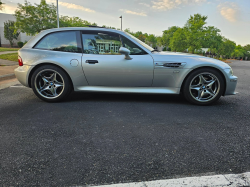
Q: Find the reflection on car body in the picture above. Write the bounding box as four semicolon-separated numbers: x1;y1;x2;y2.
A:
14;27;238;105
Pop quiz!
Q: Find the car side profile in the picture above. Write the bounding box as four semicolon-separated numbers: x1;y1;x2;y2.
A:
14;27;238;105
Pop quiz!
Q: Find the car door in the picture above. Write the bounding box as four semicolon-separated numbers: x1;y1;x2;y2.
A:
81;30;154;87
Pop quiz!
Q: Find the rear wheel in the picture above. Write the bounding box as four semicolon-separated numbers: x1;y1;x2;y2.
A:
183;68;225;105
31;65;72;102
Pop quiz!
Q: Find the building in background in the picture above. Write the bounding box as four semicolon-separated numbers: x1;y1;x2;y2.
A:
0;13;32;47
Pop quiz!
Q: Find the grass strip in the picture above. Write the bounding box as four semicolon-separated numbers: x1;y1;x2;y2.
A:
0;53;18;62
0;47;19;52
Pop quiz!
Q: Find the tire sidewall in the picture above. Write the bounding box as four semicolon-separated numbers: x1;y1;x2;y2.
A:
183;68;225;105
31;65;72;102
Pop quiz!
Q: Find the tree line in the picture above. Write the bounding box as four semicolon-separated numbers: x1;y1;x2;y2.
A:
126;14;250;60
3;0;250;60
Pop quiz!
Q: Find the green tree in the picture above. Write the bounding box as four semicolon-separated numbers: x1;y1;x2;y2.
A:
134;31;148;42
203;26;222;50
15;0;57;36
169;28;187;52
157;36;163;47
218;38;236;58
161;26;179;47
59;16;94;27
145;34;157;48
124;28;133;35
4;20;20;47
184;14;207;53
0;0;4;10
243;44;250;52
231;45;246;59
124;29;149;42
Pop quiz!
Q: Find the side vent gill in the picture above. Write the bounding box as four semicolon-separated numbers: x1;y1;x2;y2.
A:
163;63;182;68
154;62;186;68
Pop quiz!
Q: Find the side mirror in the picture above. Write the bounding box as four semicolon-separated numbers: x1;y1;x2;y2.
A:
119;47;132;60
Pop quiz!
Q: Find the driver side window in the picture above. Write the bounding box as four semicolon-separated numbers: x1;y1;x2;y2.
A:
82;31;122;55
121;36;147;55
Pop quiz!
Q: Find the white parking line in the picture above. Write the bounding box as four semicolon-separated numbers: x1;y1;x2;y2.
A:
10;85;25;88
88;172;250;187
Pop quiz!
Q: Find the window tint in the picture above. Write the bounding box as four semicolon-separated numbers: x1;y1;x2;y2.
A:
121;36;148;55
82;31;122;55
35;31;81;53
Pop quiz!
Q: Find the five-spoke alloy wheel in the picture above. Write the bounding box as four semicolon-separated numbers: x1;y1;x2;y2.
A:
183;68;224;105
31;65;72;102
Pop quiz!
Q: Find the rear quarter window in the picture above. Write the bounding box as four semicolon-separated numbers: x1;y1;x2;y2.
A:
34;31;81;53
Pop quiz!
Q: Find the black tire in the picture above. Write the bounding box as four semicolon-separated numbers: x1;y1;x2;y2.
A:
31;65;72;102
183;68;225;105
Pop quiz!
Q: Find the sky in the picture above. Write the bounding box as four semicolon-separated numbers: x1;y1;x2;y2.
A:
1;0;250;46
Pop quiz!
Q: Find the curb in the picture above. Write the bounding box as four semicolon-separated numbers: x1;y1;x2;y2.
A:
89;172;250;187
0;73;16;82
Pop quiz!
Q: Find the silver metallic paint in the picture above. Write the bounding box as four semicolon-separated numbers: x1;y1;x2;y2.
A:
14;27;238;96
82;54;154;87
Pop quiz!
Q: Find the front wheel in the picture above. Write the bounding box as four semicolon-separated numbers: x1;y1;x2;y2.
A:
183;68;225;105
31;65;72;102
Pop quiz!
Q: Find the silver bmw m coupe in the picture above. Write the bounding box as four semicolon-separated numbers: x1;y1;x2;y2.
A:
15;27;238;105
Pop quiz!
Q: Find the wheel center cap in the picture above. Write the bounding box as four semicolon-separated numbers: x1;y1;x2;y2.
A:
50;82;53;86
202;86;206;89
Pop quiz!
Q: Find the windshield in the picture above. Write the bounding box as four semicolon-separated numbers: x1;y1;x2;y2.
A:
123;32;154;52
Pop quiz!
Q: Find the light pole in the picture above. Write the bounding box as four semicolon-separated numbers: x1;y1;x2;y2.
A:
119;15;122;30
57;0;59;28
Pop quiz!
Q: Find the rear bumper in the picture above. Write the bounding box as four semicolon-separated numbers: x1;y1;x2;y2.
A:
14;65;32;87
224;75;238;95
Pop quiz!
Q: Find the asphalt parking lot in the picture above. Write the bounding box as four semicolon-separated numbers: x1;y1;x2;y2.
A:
0;60;249;186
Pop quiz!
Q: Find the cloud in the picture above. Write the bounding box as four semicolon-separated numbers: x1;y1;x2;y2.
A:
139;3;150;7
218;2;240;22
152;0;207;10
0;1;17;14
120;9;147;16
47;0;95;13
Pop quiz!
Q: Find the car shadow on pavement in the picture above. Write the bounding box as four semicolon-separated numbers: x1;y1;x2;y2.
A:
65;91;190;105
64;91;232;107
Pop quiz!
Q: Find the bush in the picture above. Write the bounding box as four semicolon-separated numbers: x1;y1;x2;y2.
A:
17;41;23;48
194;49;203;54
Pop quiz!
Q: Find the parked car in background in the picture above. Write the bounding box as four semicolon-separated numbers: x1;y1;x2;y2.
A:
15;27;238;105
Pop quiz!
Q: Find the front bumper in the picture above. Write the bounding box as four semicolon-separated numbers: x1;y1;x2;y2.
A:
224;75;238;95
14;65;33;87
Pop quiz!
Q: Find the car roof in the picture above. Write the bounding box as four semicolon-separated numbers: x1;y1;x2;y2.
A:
41;27;124;35
23;27;127;49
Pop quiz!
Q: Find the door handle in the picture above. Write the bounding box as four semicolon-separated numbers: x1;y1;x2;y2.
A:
86;60;98;64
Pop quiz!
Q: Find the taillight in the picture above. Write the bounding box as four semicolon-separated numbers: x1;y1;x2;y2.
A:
18;56;23;66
